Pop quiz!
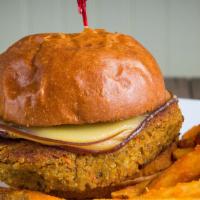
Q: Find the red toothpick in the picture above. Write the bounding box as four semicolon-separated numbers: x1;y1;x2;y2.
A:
77;0;88;27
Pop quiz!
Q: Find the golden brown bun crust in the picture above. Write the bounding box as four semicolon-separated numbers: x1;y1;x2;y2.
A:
0;29;169;126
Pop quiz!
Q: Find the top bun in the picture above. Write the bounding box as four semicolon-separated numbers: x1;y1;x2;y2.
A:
0;29;169;126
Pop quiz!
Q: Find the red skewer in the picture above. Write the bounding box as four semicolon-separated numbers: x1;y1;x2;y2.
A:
77;0;88;27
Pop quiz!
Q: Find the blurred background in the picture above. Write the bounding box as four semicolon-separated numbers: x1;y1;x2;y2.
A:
0;0;199;98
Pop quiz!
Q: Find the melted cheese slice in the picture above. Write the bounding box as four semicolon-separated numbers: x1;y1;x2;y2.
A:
0;115;146;153
24;115;146;144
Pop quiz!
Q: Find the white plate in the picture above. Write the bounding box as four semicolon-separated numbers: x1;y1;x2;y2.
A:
0;98;199;187
179;98;200;135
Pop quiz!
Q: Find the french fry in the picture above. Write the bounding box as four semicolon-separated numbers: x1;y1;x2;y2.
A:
0;188;63;200
111;180;151;199
149;145;200;189
172;147;193;160
140;143;176;177
110;126;200;199
176;125;200;155
182;124;200;140
178;137;196;148
177;125;200;148
195;132;200;145
138;180;200;199
111;143;176;199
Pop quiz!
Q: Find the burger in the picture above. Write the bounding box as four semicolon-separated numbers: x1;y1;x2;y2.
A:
0;29;183;199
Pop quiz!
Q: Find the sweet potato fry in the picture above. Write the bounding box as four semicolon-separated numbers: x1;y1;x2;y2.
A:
178;137;196;148
110;126;200;199
149;145;200;189
111;180;151;199
0;187;63;200
111;144;176;199
177;125;200;148
195;132;200;145
139;143;176;176
182;124;200;140
138;180;200;199
172;147;193;160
